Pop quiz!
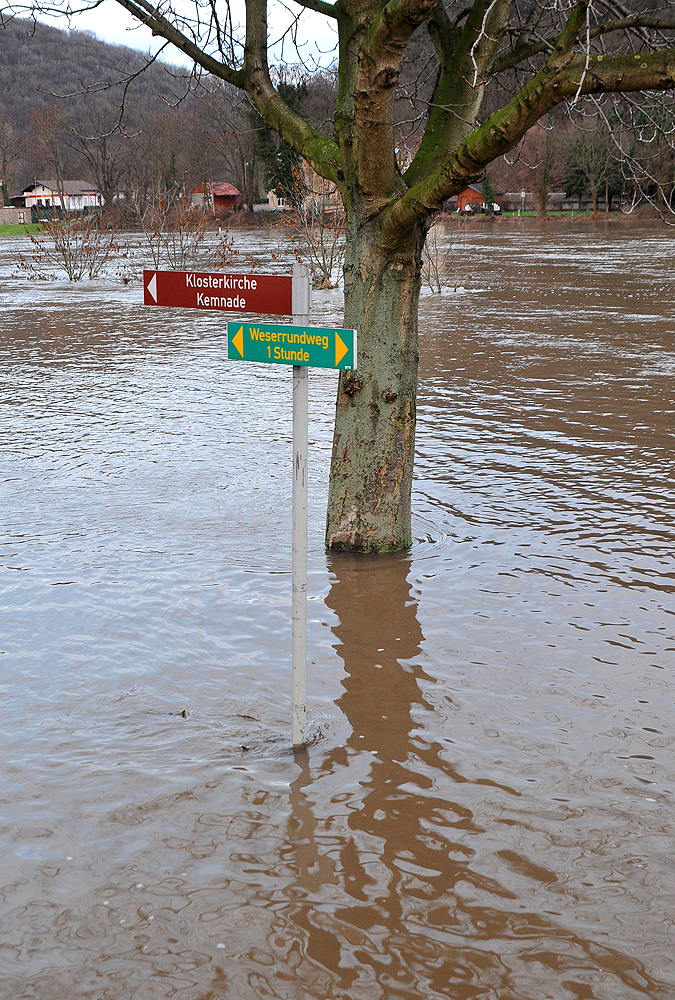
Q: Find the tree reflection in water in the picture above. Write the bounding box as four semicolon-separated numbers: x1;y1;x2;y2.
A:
275;554;670;1000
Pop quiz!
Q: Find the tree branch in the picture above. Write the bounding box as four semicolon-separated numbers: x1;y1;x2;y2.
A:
569;46;675;95
110;0;244;86
388;39;675;236
404;0;512;186
494;14;675;74
292;0;339;18
243;0;341;182
427;0;462;64
363;0;437;54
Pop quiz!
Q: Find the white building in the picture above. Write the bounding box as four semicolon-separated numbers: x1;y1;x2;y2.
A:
16;180;102;212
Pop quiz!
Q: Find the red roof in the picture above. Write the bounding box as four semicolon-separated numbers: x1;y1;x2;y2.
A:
192;182;240;197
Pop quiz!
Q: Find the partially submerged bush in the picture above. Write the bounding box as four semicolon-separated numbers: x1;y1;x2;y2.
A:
19;214;119;281
266;165;346;288
128;193;244;274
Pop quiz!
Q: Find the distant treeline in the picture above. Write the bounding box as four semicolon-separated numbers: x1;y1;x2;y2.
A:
1;16;672;216
0;17;188;126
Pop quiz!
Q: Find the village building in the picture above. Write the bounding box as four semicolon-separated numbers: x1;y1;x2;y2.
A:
298;161;342;215
12;180;103;213
261;162;342;215
266;190;287;211
1;206;30;225
189;182;240;218
457;183;504;213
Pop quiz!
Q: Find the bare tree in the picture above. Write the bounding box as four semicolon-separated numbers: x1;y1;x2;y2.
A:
67;102;131;208
29;102;71;209
119;100;189;213
619;100;675;211
194;84;261;208
175;97;227;203
0;103;20;205
566;123;615;213
11;0;675;551
533;123;556;216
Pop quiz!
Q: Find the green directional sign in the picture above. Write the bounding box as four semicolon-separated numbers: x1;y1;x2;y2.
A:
228;321;357;370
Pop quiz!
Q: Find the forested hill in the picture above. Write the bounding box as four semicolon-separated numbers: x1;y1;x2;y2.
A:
0;17;188;127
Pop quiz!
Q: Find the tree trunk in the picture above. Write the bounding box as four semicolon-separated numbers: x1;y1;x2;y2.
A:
325;218;426;552
2;153;8;207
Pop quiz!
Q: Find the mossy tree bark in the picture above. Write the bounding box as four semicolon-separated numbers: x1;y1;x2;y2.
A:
326;217;426;551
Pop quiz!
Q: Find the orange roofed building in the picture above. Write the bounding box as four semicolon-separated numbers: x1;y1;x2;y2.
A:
457;183;503;213
190;182;241;218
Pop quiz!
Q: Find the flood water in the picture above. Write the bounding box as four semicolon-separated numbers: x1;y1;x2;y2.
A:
1;219;675;999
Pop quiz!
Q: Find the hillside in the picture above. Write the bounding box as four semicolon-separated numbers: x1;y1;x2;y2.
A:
0;17;189;127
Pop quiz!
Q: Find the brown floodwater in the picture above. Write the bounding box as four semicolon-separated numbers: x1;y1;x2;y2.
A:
1;218;675;999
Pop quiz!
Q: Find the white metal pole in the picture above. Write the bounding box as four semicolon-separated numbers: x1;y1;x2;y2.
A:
291;264;310;748
291;364;308;747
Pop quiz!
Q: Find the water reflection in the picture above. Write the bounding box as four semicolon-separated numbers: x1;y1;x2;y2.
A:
278;554;675;999
328;552;430;748
284;554;458;995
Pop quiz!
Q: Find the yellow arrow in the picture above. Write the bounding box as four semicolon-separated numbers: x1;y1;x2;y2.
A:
335;331;349;367
232;325;244;358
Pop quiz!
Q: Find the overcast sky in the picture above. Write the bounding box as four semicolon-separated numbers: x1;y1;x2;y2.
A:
49;0;338;69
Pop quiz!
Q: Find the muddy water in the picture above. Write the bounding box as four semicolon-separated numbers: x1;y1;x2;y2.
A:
1;220;675;999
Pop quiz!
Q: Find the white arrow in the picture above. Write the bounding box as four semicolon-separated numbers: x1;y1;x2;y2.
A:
147;272;157;303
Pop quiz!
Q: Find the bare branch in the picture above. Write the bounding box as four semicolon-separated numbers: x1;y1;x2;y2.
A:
105;0;245;85
495;13;675;74
290;0;339;19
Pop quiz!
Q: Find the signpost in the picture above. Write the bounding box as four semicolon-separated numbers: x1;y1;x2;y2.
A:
143;263;357;749
227;321;356;371
289;266;310;750
143;268;293;315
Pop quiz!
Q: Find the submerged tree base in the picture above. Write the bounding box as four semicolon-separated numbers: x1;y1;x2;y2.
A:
327;529;413;554
324;221;423;554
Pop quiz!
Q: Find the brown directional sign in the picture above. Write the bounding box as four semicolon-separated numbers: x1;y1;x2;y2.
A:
143;269;293;316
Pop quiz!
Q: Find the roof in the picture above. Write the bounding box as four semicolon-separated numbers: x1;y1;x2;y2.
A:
461;183;505;196
22;180;100;195
191;182;240;197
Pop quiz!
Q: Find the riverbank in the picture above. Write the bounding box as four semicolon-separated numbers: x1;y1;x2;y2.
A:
0;223;40;237
0;206;659;241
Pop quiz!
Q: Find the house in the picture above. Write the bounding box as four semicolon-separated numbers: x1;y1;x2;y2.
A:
264;161;342;216
189;182;240;218
13;180;102;213
1;207;29;225
457;183;503;213
299;162;341;215
266;190;287;211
